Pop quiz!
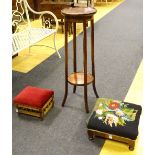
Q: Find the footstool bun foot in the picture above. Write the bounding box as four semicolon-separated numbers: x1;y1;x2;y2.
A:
88;130;95;141
129;145;134;151
89;137;94;141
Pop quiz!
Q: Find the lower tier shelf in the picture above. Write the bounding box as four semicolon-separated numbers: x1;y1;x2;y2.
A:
67;72;94;86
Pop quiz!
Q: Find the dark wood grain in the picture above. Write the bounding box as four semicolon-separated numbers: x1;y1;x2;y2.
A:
68;72;94;86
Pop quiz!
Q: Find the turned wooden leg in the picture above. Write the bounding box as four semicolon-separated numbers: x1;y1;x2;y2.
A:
88;130;95;140
73;22;77;93
83;20;89;113
91;18;99;98
62;86;68;107
62;19;69;107
40;109;44;121
129;140;135;151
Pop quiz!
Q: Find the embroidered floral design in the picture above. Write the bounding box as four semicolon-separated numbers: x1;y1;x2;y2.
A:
108;101;120;110
104;114;118;127
96;109;103;115
95;98;138;127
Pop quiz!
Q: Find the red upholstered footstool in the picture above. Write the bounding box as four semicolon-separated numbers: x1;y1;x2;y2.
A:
13;86;54;120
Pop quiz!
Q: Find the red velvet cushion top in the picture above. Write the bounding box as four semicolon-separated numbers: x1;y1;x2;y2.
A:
13;86;54;108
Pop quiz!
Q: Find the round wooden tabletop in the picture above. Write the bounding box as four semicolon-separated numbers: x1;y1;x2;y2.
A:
61;6;97;17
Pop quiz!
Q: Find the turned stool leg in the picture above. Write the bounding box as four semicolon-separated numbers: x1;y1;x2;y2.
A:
129;140;135;151
73;22;77;93
62;20;69;107
88;130;95;140
91;19;99;98
83;20;89;113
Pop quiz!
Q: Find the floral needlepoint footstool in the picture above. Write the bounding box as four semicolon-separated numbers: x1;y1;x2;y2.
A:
13;86;54;120
86;98;142;150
